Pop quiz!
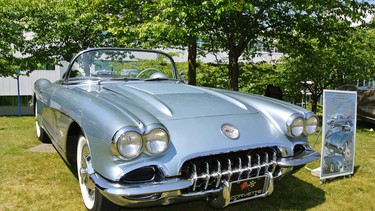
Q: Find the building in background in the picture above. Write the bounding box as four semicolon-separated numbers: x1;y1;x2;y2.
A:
0;62;69;115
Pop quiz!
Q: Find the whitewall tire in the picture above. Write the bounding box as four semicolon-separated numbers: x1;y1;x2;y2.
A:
76;135;120;211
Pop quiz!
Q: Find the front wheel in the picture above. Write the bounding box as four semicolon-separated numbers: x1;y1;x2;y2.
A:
77;135;120;211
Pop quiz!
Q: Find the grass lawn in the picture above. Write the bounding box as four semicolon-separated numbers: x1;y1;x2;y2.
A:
1;116;374;210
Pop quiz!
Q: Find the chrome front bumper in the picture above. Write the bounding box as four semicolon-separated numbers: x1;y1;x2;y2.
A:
91;149;320;208
278;149;320;167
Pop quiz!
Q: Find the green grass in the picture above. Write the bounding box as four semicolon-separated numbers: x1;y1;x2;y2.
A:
0;116;374;210
0;117;84;211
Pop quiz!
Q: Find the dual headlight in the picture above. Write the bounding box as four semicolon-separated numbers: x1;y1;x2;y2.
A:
113;126;170;160
287;113;318;137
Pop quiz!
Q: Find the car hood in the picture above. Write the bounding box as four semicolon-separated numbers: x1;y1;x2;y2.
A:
76;81;308;178
102;82;259;121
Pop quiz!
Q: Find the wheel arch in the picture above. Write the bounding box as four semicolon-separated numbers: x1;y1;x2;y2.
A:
66;121;83;165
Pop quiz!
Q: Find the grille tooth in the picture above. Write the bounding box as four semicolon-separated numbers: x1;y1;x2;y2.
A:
256;154;261;177
226;159;232;183
264;152;269;173
181;148;281;194
237;157;243;181
215;160;222;188
247;155;252;178
204;162;210;190
192;164;198;191
271;151;277;174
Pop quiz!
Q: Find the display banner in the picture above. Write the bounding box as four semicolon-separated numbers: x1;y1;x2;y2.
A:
320;90;357;181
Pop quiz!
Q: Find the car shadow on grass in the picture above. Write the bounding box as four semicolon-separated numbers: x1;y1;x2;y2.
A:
124;175;325;211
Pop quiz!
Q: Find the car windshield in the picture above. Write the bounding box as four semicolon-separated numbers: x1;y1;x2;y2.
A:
66;49;178;81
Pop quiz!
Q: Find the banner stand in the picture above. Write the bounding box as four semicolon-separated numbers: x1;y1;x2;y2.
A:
319;90;357;184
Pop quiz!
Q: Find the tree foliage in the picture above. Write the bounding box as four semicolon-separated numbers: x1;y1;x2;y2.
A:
105;0;206;85
22;0;112;62
0;0;112;77
0;0;373;109
0;0;31;77
276;18;375;112
201;0;372;91
103;0;373;91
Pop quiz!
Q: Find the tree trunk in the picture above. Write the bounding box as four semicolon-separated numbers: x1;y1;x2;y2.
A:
310;98;317;113
187;37;197;85
228;49;239;91
310;93;320;113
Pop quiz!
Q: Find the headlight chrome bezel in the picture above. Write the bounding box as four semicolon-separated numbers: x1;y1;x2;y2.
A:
112;124;170;160
287;113;318;137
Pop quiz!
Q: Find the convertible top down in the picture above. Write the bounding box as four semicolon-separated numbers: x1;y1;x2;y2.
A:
33;48;319;210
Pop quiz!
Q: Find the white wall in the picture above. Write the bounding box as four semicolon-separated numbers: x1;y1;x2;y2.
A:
0;60;69;96
0;69;61;96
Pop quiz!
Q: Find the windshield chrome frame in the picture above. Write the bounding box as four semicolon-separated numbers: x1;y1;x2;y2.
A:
63;48;180;84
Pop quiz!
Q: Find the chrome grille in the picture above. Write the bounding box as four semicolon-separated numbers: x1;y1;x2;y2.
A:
180;148;280;194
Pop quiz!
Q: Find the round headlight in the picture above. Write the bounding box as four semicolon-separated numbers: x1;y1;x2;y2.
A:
305;115;318;135
116;131;143;159
291;117;304;137
145;128;169;155
287;114;304;137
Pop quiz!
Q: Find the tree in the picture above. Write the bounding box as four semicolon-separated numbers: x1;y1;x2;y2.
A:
239;62;278;95
106;0;207;85
276;19;375;112
21;0;112;63
0;0;32;77
200;0;371;91
0;0;113;78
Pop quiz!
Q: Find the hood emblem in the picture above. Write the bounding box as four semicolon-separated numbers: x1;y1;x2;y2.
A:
221;124;240;140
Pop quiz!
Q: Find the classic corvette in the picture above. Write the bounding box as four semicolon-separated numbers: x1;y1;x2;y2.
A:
32;48;320;210
322;155;347;174
324;127;353;159
326;114;353;128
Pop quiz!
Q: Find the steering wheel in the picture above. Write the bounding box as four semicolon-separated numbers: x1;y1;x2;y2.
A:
136;68;162;79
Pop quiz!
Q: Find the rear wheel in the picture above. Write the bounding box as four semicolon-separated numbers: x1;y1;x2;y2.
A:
77;135;121;211
35;101;50;143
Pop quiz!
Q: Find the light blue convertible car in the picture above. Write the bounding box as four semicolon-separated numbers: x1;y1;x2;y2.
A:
32;48;320;210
